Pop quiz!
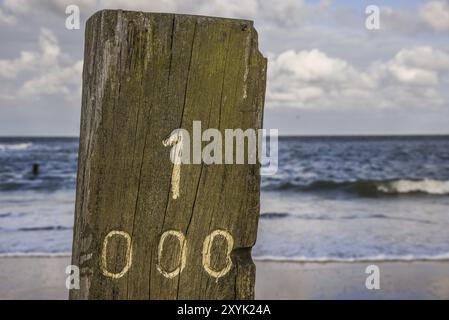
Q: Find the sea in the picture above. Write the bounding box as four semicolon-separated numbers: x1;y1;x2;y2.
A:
1;136;449;262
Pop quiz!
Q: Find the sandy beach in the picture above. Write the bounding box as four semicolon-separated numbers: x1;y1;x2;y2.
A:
0;256;448;299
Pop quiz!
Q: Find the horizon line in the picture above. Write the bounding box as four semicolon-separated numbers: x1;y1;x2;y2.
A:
1;133;449;138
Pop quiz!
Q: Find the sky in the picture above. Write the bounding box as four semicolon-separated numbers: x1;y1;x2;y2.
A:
0;0;449;136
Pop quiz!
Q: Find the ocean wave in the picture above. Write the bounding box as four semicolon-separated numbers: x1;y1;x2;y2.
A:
254;253;449;263
259;212;433;224
0;225;73;232
263;179;449;196
17;225;72;232
0;143;32;151
377;179;449;195
260;212;290;219
0;212;12;218
0;252;71;257
2;252;449;262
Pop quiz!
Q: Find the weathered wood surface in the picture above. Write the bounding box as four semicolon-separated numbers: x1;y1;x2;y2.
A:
70;9;266;300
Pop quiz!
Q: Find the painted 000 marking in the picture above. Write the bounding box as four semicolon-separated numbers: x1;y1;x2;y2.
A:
100;229;234;280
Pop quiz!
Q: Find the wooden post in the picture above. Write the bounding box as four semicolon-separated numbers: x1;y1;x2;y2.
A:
70;9;266;300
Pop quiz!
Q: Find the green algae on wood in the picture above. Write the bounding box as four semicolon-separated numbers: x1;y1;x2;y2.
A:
70;9;266;300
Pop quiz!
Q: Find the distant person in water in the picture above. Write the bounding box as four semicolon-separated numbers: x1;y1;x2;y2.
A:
32;163;39;176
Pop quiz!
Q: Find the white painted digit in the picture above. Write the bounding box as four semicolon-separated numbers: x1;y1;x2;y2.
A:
202;229;234;279
100;230;132;279
162;129;190;200
157;230;187;279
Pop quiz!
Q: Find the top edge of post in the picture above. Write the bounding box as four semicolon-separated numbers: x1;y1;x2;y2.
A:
87;9;255;26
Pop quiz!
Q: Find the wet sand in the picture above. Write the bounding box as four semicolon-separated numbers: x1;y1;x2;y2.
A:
0;256;448;299
256;259;449;299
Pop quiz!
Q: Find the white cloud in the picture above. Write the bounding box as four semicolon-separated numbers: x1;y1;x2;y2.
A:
391;46;449;70
1;1;449;112
267;47;449;110
21;60;82;97
387;46;449;86
196;0;258;19
3;0;31;15
267;49;376;109
270;49;366;84
388;63;438;86
97;0;178;13
46;0;96;12
364;3;449;34
0;28;82;101
96;0;303;23
379;6;424;34
420;0;449;32
0;51;37;78
4;0;96;15
0;27;64;79
0;0;332;27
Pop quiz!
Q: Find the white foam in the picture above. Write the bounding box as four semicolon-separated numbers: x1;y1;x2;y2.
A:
0;143;32;151
254;253;449;263
2;252;449;262
0;252;71;258
377;179;449;195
